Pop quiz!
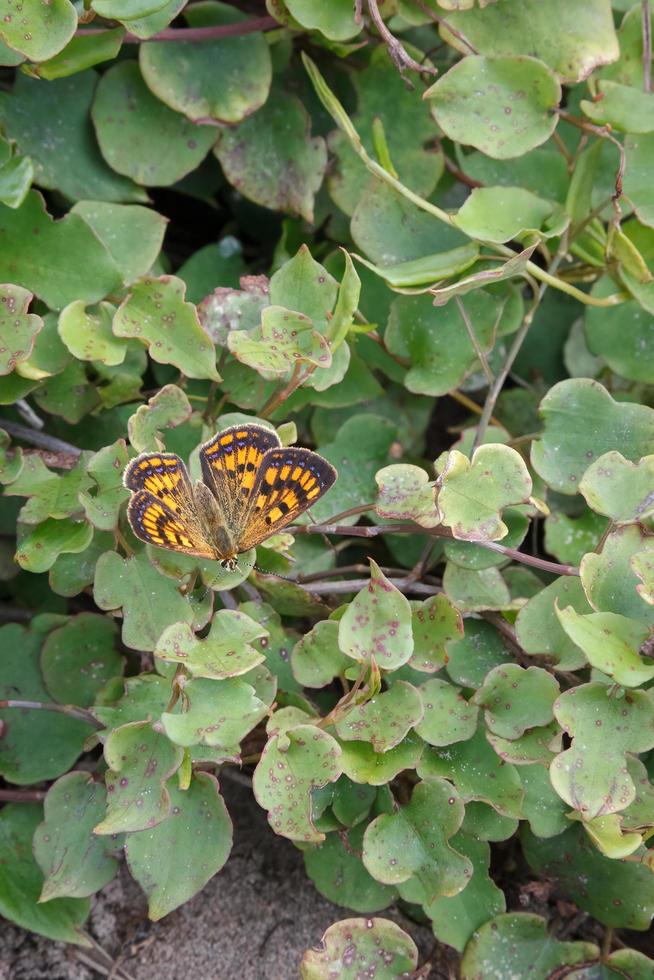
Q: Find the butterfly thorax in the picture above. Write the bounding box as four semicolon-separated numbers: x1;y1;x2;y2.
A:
193;480;237;565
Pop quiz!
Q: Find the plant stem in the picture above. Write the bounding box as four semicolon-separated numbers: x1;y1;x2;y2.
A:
0;418;81;456
472;231;569;452
0;699;100;727
303;55;625;308
76;16;278;44
259;362;311;419
0;788;47;802
367;0;438;80
643;1;652;92
455;297;494;385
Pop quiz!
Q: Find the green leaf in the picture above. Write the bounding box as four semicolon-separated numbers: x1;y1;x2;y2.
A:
126;0;186;38
443;563;512;613
326;251;360;348
161;675;269;752
0;151;32;209
94;551;201;652
579;451;654;522
409;593;463;673
338;559;413;670
5;453;91;524
516;576;592;671
0;283;42;375
291;619;350;688
419;723;524;818
352;180;468;267
633;550;654;605
92;673;171;730
327;46;440;217
355;243;479;289
92;61;216;186
414;678;479;747
300;917;418;980
581;524;654;627
556;605;654;687
228;306;332;379
95;720;183;834
582;79;654;133
446;619;512;689
126;772;232;920
0;0;76;62
424;832;506;953
305;414;398;524
78;441;130;532
454;187;563;244
576;811;643;860
214;87;326;223
339;735;424;786
270;245;338;329
0;191;122;309
551;681;654;818
114;275;220;381
473;664;559;739
385;290;510;397
544;508;608;566
140;1;271;124
0;72;145;203
374;463;438;527
253;724;341;842
334;681;423;752
155;609;267;679
519;763;569;838
41;613;123;707
441;0;618;84
623;133;654;228
71;201;167;286
0;623;93;784
585;278;654;382
305;824;397;914
462;147;568;203
91;0;170;19
31;27;124;80
0;804;90;946
128;384;192;454
33;773;120;901
488;720;562;766
238;599;302;694
531;379;654;494
425;56;561;160
15;518;94;573
284;0;359;40
435;445;532;542
59;301;126;366
523;823;654;928
460;913;597;979
362;778;471;903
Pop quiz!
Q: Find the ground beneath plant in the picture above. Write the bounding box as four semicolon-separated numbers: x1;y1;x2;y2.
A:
1;776;452;980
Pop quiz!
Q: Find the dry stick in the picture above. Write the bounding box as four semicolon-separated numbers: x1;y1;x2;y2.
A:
258;362;313;419
76;15;278;44
367;0;438;81
455;296;494;386
0;699;101;727
0;418;81;456
644;0;652;92
0;788;47;802
303;577;438;595
471;230;570;453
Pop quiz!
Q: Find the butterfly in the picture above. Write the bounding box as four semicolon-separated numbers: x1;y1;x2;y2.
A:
123;423;337;570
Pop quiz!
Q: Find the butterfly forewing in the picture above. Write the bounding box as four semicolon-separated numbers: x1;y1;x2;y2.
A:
124;452;216;557
236;447;337;551
199;424;281;530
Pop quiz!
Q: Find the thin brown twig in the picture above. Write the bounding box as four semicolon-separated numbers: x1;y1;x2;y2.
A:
456;296;494;385
0;788;47;802
0;418;81;456
413;0;480;55
76;16;277;44
367;0;437;82
0;699;101;727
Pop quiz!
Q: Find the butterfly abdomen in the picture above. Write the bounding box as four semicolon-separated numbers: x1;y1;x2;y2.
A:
193;480;237;561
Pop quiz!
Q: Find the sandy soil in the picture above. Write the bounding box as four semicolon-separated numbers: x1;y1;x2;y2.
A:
1;775;449;980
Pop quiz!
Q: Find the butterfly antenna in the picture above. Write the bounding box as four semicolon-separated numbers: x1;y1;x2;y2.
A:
235;556;300;583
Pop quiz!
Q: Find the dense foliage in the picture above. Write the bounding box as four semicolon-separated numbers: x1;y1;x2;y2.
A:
1;0;654;976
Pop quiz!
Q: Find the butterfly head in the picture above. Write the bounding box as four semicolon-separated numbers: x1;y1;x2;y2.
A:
219;556;239;572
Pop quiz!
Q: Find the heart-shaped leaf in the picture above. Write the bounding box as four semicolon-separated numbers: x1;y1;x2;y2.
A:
0;284;43;375
155;609;266;679
556;605;654;687
414;678;479;746
409;593;463;673
300;918;418;980
161;675;269;753
374;463;438;527
338;559;413;670
334;681;423;752
579;451;654;522
41;613;123;707
551;681;654;818
581;524;654;627
473;664;559;739
228;306;332;379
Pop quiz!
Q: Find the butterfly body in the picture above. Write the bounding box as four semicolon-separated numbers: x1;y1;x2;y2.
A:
123;423;337;568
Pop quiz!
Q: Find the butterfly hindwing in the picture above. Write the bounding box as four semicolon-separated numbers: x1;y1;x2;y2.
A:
236;447;337;551
199;423;281;529
124;452;216;557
